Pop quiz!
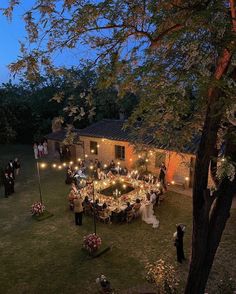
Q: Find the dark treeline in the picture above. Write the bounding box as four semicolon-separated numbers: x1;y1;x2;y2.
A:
0;66;138;144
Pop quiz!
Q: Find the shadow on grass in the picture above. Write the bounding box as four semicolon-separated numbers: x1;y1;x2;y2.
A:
32;210;54;221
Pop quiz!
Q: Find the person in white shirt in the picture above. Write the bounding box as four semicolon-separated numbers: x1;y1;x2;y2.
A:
38;143;44;158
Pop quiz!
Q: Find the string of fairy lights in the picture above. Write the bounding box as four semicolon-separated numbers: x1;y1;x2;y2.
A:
37;134;208;187
37;157;191;187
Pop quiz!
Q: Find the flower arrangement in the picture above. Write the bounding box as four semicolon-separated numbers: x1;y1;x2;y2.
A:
146;259;179;294
31;202;45;216
83;233;102;253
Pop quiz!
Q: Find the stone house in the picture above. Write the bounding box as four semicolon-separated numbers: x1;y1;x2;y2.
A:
46;119;201;187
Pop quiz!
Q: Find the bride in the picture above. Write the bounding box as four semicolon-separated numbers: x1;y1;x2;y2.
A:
140;193;159;228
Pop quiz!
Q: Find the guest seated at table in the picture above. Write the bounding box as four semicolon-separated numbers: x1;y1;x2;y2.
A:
94;199;102;210
94;159;101;169
133;198;141;217
83;196;92;214
125;202;133;213
107;170;115;179
82;195;90;206
97;168;106;180
102;202;108;210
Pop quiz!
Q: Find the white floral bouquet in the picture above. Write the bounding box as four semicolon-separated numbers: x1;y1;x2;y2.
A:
31;202;45;215
83;233;102;253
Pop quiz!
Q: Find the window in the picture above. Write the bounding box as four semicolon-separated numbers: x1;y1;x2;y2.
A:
155;152;166;167
115;145;125;160
90;141;98;155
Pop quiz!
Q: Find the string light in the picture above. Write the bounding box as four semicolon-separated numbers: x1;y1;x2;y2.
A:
221;158;225;162
69;161;73;165
77;158;81;161
52;164;57;168
63;163;67;167
171;180;175;185
91;149;95;154
104;164;107;168
112;181;116;184
185;177;189;181
40;163;46;168
58;165;62;170
74;166;78;170
85;154;88;158
123;184;127;189
145;159;149;162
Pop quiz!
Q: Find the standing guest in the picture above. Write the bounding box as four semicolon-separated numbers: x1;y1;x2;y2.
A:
7;160;14;178
58;146;64;162
38;143;44;158
13;158;20;176
33;143;38;159
174;225;186;263
150;190;157;205
73;195;83;226
65;147;71;161
159;162;167;191
68;183;78;210
3;172;11;197
43;140;48;155
65;167;73;184
9;172;15;194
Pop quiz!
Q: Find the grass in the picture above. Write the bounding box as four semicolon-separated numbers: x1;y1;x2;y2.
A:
0;144;235;294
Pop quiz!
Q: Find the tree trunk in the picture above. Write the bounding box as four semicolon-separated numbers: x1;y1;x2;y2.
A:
185;126;236;293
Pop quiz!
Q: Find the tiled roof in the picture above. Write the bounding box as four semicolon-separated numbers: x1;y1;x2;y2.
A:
78;119;135;142
45;129;80;144
45;130;67;141
45;119;199;154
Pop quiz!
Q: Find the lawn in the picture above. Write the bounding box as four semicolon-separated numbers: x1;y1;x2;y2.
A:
0;145;235;294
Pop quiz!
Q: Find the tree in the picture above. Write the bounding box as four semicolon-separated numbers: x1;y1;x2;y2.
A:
2;1;236;292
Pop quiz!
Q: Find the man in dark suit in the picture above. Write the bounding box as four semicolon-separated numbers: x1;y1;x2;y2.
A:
3;172;12;197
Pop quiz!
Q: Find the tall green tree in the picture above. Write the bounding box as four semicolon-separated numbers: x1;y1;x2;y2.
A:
2;1;236;292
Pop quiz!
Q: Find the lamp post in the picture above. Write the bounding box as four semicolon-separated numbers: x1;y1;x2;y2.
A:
36;160;43;204
87;177;97;235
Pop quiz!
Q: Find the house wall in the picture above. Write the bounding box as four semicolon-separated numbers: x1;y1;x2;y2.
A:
48;135;215;189
79;136;193;184
79;136;135;169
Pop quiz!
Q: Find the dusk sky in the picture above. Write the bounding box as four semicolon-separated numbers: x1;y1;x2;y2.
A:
0;2;95;84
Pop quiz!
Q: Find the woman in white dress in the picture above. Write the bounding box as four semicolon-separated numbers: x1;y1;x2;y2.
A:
33;143;38;159
140;193;159;228
43;140;48;155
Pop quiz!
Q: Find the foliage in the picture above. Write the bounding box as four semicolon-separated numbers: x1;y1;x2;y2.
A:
216;157;236;182
146;259;179;294
216;273;236;294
